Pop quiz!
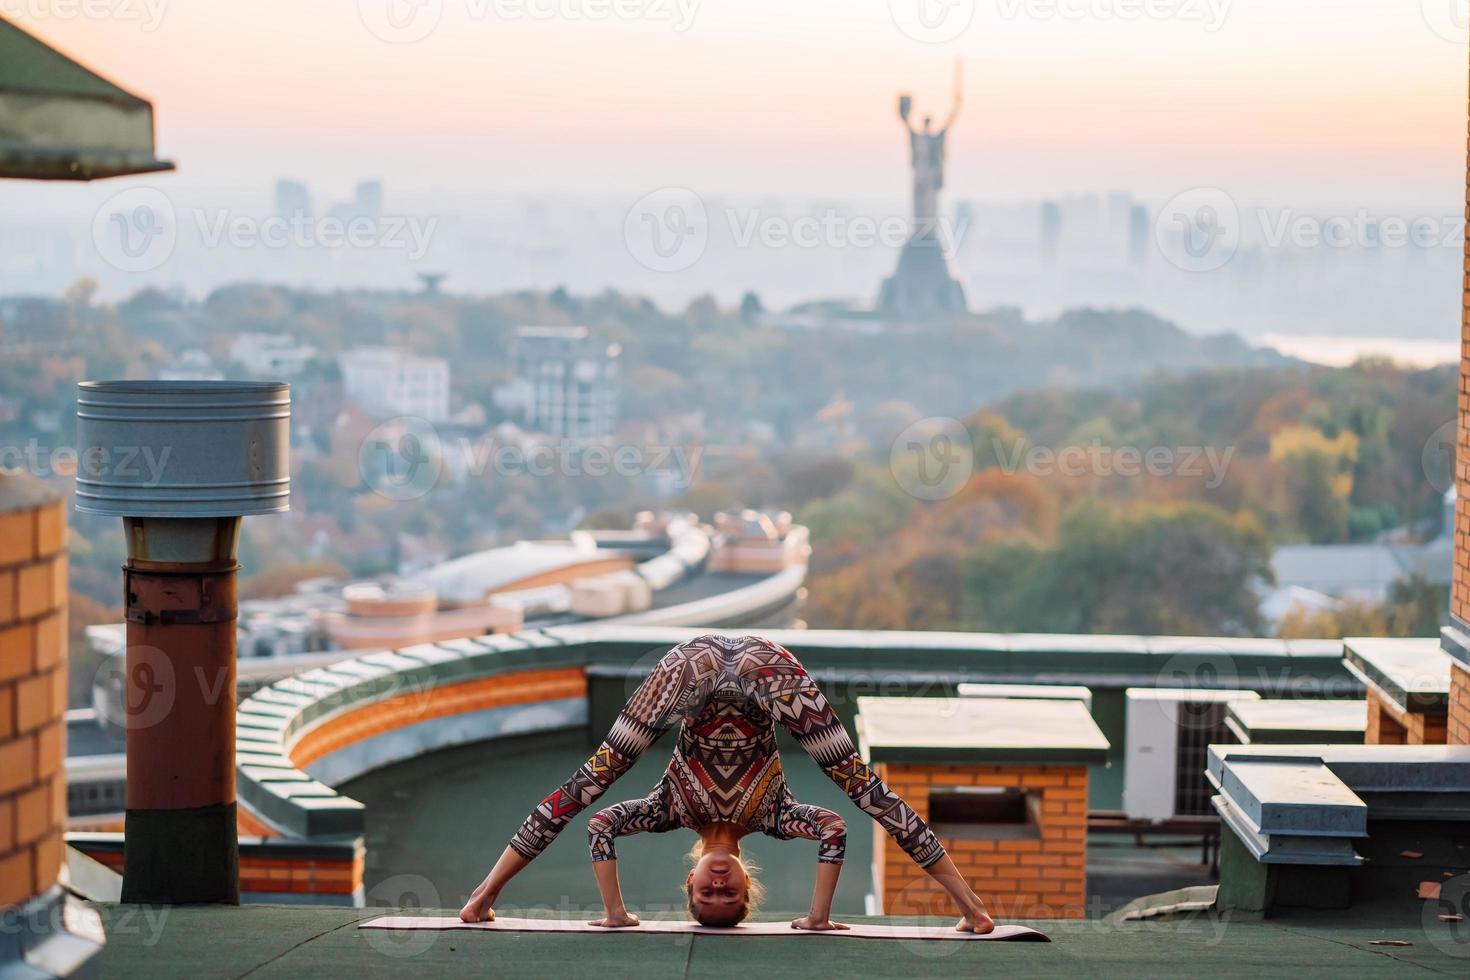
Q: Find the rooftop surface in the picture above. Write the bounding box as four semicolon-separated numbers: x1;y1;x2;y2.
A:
88;903;1470;978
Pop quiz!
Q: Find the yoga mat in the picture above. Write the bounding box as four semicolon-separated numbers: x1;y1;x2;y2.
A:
359;915;1049;942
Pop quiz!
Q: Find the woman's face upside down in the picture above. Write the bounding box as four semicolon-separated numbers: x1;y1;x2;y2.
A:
685;851;751;926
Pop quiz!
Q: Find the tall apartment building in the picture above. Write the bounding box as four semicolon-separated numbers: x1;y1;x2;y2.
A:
339;346;450;422
513;326;621;439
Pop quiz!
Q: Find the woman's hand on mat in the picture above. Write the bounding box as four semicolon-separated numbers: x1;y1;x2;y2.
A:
588;910;641;928
790;915;849;931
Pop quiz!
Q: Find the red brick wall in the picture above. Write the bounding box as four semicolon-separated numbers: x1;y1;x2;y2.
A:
1446;37;1470;739
1363;689;1446;746
0;483;67;911
1450;662;1470;746
78;840;364;899
873;762;1088;920
1458;42;1470;627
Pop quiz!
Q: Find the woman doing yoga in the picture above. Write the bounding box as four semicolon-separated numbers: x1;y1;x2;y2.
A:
459;634;994;933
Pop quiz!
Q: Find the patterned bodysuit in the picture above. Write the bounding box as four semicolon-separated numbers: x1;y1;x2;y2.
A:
509;634;945;868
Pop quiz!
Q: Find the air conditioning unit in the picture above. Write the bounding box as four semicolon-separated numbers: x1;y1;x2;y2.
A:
1122;688;1260;822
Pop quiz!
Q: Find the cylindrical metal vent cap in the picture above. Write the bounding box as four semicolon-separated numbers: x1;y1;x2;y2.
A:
75;380;290;518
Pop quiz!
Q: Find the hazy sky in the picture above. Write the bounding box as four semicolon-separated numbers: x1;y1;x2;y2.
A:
10;1;1470;209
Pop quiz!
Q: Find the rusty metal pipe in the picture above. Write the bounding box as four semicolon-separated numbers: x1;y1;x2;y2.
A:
120;517;242;904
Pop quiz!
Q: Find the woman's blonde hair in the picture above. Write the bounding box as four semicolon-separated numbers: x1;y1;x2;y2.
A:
684;841;764;926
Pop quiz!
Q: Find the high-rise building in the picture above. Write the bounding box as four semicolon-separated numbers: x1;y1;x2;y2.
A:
274;179;312;221
1128;203;1150;269
513;326;621;439
339;346;450;422
1040;201;1062;270
354;179;383;220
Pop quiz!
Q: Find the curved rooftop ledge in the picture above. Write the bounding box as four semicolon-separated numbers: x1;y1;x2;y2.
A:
235;627;1359;843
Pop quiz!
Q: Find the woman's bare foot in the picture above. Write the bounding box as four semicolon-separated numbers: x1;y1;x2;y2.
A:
956;904;996;934
459;880;497;923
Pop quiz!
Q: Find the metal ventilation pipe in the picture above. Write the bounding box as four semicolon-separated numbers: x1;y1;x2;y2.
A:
76;381;290;904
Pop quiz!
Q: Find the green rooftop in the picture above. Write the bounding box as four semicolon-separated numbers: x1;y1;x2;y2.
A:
88;903;1470;978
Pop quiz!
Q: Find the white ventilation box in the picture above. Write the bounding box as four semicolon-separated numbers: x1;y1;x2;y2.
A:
1122;687;1260;822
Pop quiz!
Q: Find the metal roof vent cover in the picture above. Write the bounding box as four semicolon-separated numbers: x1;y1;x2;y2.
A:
75;381;290;517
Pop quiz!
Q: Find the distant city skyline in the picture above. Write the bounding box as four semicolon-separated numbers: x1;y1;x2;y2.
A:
5;2;1464;207
1;3;1465;345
